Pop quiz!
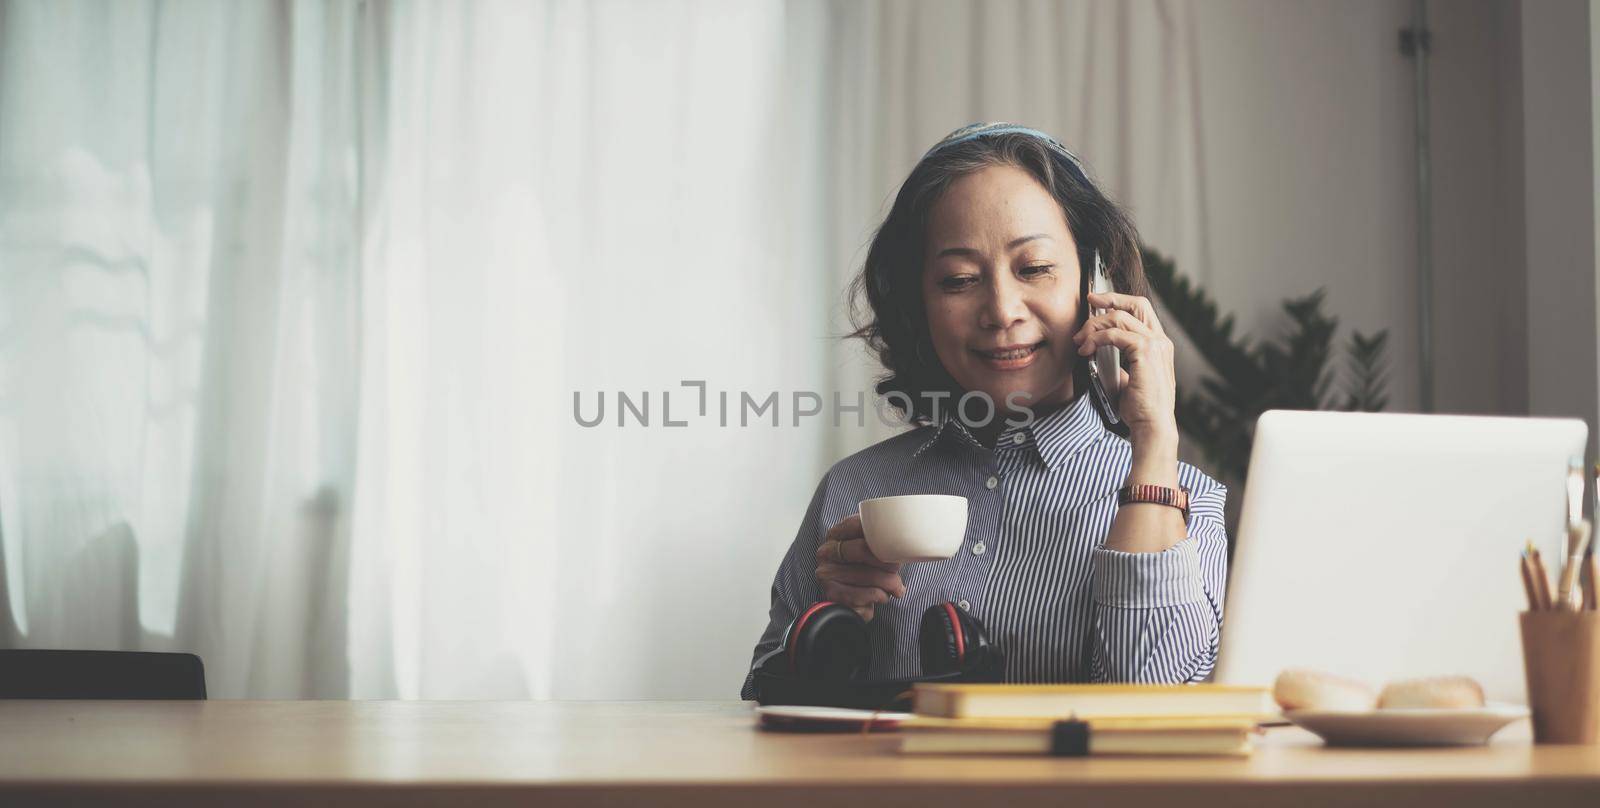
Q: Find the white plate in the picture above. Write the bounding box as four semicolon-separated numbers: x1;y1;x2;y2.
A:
1285;703;1529;747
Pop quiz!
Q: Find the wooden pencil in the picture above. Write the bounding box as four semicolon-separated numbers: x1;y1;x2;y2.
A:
1520;551;1541;611
1528;542;1554;611
1585;553;1599;611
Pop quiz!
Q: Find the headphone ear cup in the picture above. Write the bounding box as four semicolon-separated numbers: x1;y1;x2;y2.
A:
918;602;964;676
920;602;1001;678
954;607;1001;678
787;602;870;680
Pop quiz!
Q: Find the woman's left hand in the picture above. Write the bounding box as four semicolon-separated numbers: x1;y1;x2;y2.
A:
1073;291;1179;448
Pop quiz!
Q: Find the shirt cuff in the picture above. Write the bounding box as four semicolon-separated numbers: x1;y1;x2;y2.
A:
1092;536;1206;608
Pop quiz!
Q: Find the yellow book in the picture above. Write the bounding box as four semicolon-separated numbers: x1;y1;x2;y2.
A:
912;682;1275;720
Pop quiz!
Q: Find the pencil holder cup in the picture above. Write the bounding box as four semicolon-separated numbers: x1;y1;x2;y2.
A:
1519;610;1600;744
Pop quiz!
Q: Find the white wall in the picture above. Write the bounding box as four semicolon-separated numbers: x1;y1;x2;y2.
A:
1520;0;1598;456
1430;0;1528;418
1190;0;1541;420
1193;0;1597;443
1192;0;1422;411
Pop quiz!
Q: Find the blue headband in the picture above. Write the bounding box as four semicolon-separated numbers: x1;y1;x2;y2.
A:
920;122;1095;188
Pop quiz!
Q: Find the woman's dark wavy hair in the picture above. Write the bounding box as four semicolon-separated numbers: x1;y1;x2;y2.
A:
847;125;1148;425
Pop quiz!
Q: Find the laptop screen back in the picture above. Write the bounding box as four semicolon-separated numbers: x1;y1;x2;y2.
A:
1215;409;1586;702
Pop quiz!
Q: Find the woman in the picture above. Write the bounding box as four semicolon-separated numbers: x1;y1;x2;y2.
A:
741;123;1227;698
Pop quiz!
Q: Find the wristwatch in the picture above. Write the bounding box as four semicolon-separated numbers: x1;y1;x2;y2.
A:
1117;484;1190;521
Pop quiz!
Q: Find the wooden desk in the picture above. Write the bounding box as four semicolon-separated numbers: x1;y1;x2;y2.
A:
0;700;1596;807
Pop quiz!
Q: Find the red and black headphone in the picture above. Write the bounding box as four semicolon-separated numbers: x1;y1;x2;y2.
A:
760;600;1003;691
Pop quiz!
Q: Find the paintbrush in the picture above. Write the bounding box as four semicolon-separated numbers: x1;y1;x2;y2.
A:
1557;460;1592;610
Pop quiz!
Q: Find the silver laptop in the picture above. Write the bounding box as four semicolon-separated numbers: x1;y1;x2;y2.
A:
1214;409;1587;702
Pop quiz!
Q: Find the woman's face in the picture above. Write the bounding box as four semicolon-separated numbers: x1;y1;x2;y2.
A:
922;163;1082;417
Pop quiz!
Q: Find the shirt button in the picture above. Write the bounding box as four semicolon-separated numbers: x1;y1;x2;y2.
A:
1011;433;1026;445
985;475;999;490
972;540;987;556
958;599;972;611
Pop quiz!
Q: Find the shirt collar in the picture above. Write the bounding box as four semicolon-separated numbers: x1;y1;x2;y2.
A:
911;391;1108;471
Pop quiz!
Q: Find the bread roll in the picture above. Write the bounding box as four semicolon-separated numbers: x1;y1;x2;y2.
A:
1377;676;1485;709
1273;669;1377;711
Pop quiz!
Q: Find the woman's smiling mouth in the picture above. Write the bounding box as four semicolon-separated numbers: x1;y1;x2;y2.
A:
974;341;1045;370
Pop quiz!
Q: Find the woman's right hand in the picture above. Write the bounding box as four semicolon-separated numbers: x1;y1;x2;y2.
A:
814;514;907;621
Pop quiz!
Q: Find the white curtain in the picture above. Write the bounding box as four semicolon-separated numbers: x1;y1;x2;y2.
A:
0;0;1204;698
0;0;371;696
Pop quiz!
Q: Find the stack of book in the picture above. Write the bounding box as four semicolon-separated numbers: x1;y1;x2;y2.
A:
900;682;1276;757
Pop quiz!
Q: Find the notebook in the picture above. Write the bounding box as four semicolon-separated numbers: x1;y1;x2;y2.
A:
912;683;1275;720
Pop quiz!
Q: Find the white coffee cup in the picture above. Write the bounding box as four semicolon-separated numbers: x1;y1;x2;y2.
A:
857;494;969;563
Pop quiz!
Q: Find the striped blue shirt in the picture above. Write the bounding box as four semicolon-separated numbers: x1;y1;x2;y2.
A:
741;390;1229;698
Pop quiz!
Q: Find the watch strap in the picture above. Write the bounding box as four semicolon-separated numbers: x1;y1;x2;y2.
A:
1117;484;1190;521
